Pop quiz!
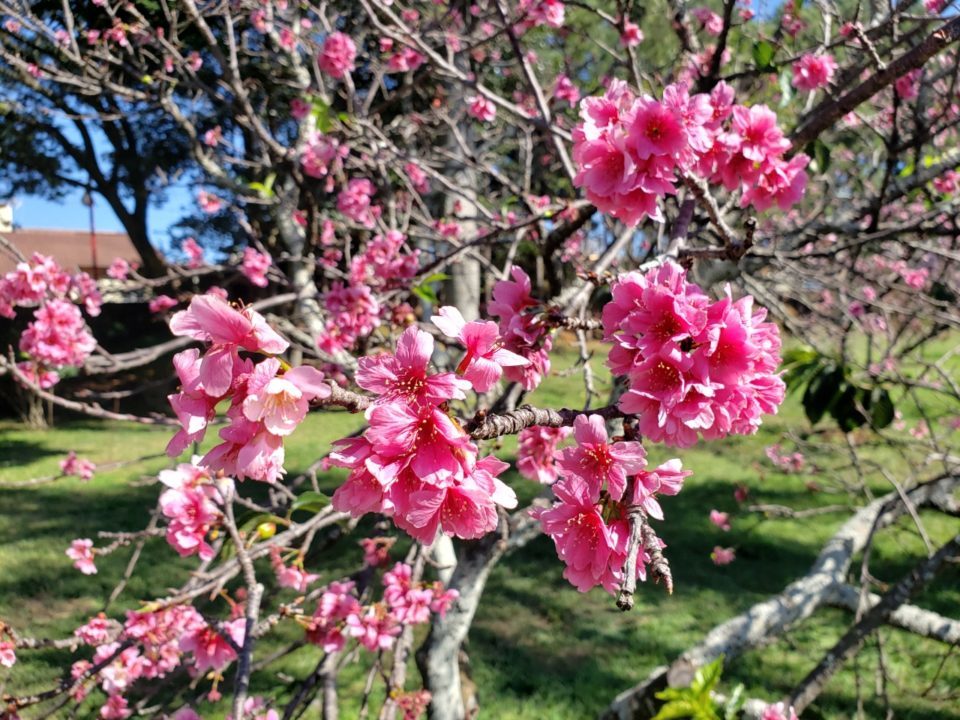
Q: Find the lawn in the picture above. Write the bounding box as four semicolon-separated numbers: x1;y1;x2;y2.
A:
0;340;957;719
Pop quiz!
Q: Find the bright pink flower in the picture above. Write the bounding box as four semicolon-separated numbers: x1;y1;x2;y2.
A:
404;162;430;193
528;0;565;27
386;46;426;73
467;95;497;122
553;73;580;106
517;426;571;484
158;460;227;560
628;96;688;159
75;613;116;646
60;451;96;481
107;258;130;280
290;97;310;119
692;7;723;34
620;19;644;46
894;68;921;99
792;53;837;91
182;237;204;268
432;306;529;392
301;131;348;181
168;294;289;397
16;362;59;389
346;606;402;651
0;641;15;668
270;547;319;592
337;178;381;229
557;415;647;500
197;190;222;213
357;326;470;405
711;546;736;565
489;267;553;390
100;695;132;719
533;476;624;593
180;618;244;671
630;458;690;520
67;539;97;574
306;581;360;652
241;359;330;436
761;702;798;720
359;537;395;568
149;294;178;314
20;299;96;368
318;31;357;78
709;509;731;531
241;247;272;288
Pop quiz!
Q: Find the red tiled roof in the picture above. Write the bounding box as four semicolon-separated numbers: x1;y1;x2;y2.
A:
0;228;140;275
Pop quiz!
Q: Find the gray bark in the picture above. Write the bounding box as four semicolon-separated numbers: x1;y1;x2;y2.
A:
601;474;960;720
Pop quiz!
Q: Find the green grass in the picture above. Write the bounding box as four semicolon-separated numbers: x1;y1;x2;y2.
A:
0;342;958;719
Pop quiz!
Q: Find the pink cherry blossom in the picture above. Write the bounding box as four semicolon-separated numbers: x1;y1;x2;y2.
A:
197;190;222;213
60;451;96;481
356;326;470;405
241;247;272;288
180;618;244;671
168;294;289;397
20;299;96;368
107;258;130;280
620;19;644;47
711;546;736;565
709;509;731;531
792;53;838;91
241;359;331;436
149;294;179;314
337;178;381;228
0;641;16;668
517;426;571;484
761;702;799;720
67;538;97;575
182;237;205;268
528;0;565;27
467;95;497;122
317;31;357;78
557;414;647;501
432;305;529;392
158;460;228;560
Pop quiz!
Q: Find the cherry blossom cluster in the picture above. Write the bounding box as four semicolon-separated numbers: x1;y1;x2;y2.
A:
166;295;329;482
603;262;785;447
158;459;232;560
532;415;689;593
489;267;553;390
764;444;806;472
1;253;102;387
305;562;457;654
330;326;518;542
572;80;808;225
60;451;96;481
516;425;571;483
65;603;245;718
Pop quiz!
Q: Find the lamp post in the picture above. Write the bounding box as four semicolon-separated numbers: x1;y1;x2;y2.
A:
82;189;98;279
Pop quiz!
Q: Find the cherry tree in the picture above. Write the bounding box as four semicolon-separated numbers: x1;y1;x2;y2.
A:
1;1;959;719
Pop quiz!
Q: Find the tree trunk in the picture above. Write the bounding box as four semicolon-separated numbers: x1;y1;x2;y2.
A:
417;528;508;720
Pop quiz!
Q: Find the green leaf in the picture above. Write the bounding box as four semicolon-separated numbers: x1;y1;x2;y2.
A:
801;363;843;425
248;173;276;199
291;491;330;514
419;272;450;285
692;656;724;696
752;41;777;71
311;97;333;133
723;685;746;720
652;699;701;720
412;284;439;305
